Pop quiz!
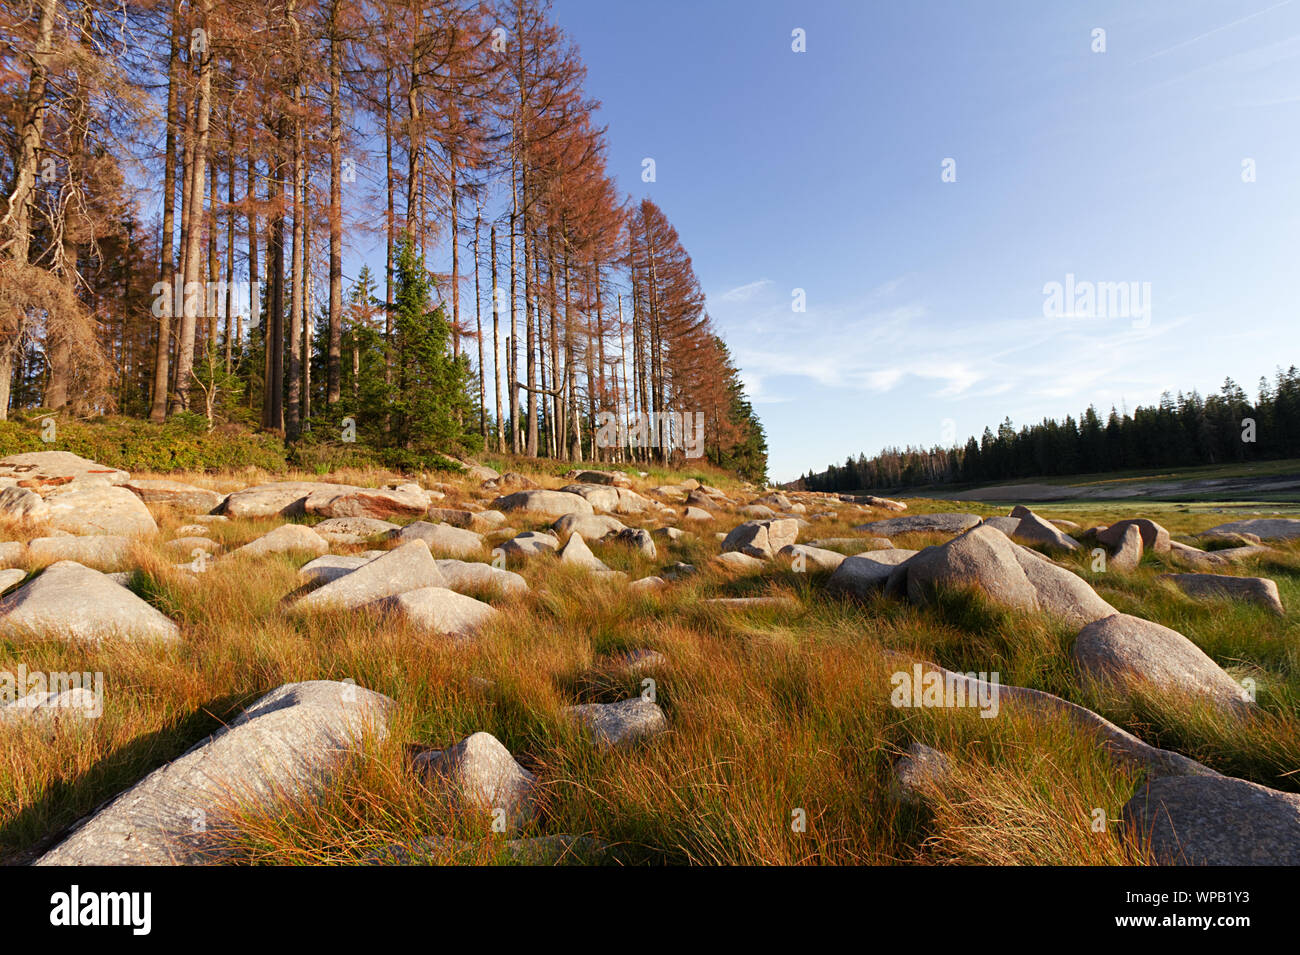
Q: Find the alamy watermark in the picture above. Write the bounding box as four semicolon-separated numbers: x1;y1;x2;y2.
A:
595;410;705;459
1;665;103;717
1042;273;1150;328
890;664;1000;718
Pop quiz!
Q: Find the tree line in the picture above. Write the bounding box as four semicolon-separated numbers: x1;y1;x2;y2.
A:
799;370;1300;492
0;0;767;479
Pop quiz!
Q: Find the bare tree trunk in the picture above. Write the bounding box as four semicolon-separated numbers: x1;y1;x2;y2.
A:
473;210;485;439
491;223;503;452
1;0;58;419
170;0;214;413
149;0;182;421
326;0;343;408
286;93;304;438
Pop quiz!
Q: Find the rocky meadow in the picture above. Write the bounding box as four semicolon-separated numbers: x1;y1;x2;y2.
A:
0;449;1296;867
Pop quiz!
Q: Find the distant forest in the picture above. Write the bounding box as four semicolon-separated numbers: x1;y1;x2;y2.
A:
799;368;1300;493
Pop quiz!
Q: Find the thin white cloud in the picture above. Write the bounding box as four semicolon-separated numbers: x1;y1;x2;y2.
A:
717;278;773;303
1137;0;1293;63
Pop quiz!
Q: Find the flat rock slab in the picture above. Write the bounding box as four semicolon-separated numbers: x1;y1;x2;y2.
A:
1199;518;1300;542
491;489;594;519
304;484;431;520
372;586;498;641
42;485;158;537
565;697;667;748
434;559;529;596
0;561;180;644
391;521;485;558
0;451;128;491
854;513;982;537
712;551;766;573
292;540;445;612
1072;613;1249;713
35;681;393;865
27;535;132;568
1123;776;1300;865
312;517;400;544
1160;573;1284;615
233;523;330;558
123;479;224;514
414;732;535;831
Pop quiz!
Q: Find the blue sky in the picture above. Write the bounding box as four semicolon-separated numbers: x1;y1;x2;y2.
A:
552;0;1300;481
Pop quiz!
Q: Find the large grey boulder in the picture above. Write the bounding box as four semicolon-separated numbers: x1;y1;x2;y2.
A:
35;681;393;865
564;697;667;748
903;525;1115;627
491;489;593;519
1198;518;1300;542
613;527;657;560
312;517;400;544
232;523;330;558
550;513;626;540
1012;545;1117;627
392;521;485;558
980;516;1021;535
435;559;529;597
1160;573;1285;616
291;540;445;612
371;586;498;641
0;561;179;644
123;479;223;514
497;530;559;558
41;485;158;537
559;532;609;571
777;543;849;572
304;483;431;520
827;549;919;598
0;451;128;490
1097;518;1171;554
1123;775;1300;865
1009;505;1080;552
905;525;1039;611
222;481;353;518
572;469;633;487
414;732;536;831
721;518;799;560
27;535;132;568
1107;523;1144;573
854;513;982;537
1072;613;1250;713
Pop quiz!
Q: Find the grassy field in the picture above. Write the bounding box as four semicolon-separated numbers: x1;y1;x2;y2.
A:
1;463;1297;865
